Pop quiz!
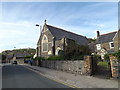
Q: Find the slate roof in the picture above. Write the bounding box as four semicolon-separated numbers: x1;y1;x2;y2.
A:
96;31;117;44
14;53;30;58
6;54;13;59
46;24;89;45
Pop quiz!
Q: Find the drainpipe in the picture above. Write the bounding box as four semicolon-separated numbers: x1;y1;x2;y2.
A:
63;37;66;51
52;37;55;55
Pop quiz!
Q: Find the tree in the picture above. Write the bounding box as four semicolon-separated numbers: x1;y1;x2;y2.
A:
63;42;91;60
104;54;110;62
2;54;6;60
113;50;120;60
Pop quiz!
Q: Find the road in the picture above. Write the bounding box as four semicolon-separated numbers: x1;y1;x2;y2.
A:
2;64;72;88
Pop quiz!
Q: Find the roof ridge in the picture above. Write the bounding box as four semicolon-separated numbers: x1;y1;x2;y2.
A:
46;24;87;38
100;31;117;36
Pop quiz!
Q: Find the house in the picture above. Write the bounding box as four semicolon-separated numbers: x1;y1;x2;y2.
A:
113;29;120;51
95;30;120;59
13;52;30;64
36;21;89;58
6;54;13;63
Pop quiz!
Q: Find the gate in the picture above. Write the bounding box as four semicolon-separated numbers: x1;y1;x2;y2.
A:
84;55;119;78
95;58;112;78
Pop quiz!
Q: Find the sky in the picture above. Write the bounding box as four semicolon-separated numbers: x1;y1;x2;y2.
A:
0;1;118;52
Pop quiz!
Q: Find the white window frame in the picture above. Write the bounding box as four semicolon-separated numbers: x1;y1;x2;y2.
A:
42;35;48;52
109;42;114;49
96;44;101;50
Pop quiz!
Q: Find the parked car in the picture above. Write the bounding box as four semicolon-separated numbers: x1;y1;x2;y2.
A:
12;60;17;64
24;60;29;63
24;60;33;64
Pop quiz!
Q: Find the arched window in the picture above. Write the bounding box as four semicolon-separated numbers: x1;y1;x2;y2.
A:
42;35;48;52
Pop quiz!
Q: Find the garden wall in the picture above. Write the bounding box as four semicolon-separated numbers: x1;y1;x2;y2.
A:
109;55;119;78
40;60;84;74
32;55;97;75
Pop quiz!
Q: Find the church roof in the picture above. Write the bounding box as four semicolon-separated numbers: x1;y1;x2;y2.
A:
46;24;89;45
96;31;117;44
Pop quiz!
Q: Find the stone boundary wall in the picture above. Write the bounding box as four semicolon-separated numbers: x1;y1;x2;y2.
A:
39;60;84;74
109;55;119;78
32;55;96;75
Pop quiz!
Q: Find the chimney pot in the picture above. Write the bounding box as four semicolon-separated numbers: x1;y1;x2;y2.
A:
97;31;100;37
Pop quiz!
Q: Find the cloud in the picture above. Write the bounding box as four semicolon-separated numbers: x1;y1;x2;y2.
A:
0;2;118;52
0;21;40;52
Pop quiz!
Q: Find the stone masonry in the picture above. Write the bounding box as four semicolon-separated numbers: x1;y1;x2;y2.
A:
109;55;119;78
39;60;84;75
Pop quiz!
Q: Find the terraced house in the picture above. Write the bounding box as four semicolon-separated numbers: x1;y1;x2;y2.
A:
36;21;89;57
96;30;120;59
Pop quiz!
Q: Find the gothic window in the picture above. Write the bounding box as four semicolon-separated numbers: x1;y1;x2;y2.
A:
42;35;48;52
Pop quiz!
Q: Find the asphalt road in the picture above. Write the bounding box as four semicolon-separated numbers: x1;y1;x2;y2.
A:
2;64;71;88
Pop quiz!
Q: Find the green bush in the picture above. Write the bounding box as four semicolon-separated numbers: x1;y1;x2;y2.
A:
94;54;101;61
34;57;45;60
104;54;110;62
24;55;34;58
97;61;109;68
63;43;91;60
112;50;120;60
47;55;64;60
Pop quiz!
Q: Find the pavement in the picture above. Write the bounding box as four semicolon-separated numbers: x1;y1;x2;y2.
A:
24;64;119;89
2;64;72;88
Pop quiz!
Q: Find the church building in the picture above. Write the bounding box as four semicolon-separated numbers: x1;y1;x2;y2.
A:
36;21;89;58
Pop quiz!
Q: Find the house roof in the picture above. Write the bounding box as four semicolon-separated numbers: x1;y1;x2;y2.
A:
96;31;117;44
14;52;30;58
46;24;89;45
6;54;13;59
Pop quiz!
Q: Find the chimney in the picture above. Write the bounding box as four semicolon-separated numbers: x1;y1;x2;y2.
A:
97;31;100;37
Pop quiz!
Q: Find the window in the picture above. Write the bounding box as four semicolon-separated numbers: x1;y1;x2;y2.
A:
44;37;46;40
96;44;101;50
42;35;48;52
109;42;114;49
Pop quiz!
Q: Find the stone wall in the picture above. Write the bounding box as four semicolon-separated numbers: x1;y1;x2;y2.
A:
32;55;97;76
109;55;119;78
40;60;84;74
114;30;120;51
84;55;97;75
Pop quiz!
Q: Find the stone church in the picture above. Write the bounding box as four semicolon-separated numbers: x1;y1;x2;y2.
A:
36;21;89;57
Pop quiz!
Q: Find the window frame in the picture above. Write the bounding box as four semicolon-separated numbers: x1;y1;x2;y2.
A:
109;42;114;49
42;35;48;52
96;44;101;50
